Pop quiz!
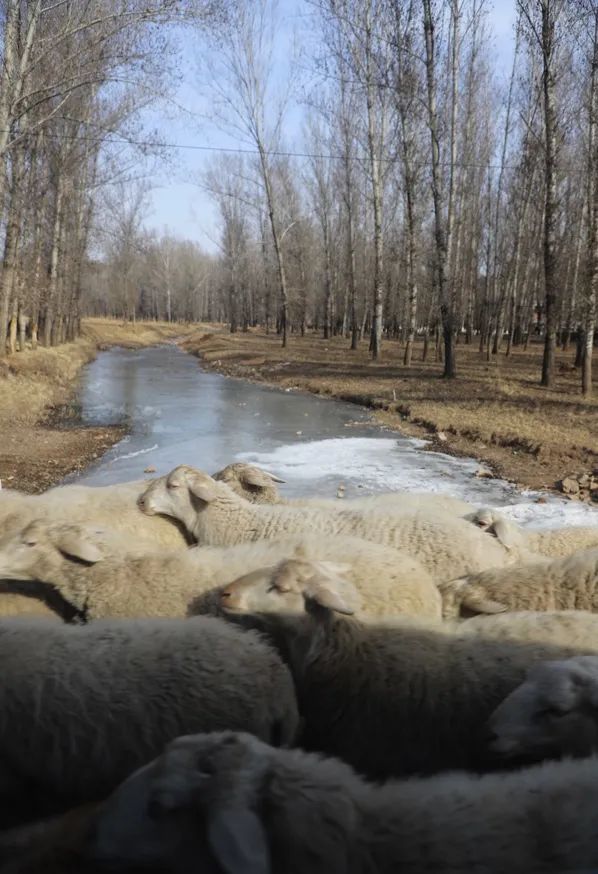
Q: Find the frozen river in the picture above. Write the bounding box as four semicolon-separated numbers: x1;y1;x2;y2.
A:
71;344;598;531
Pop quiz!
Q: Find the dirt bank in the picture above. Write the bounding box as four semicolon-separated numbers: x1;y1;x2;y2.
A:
182;328;598;497
0;320;197;493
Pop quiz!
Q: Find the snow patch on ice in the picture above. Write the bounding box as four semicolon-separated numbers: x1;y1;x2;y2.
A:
238;437;598;531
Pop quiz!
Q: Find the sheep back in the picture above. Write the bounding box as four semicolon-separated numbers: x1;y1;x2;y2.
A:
258;609;598;778
0;616;298;822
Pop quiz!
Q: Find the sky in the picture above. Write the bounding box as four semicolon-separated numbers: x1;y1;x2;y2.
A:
139;0;519;255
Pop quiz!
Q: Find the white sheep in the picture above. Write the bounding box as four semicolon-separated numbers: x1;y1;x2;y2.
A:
0;500;66;620
219;556;441;621
488;655;598;763
221;559;598;778
0;615;298;825
214;461;475;514
91;729;598;874
438;548;598;618
0;489;31;536
0;519;441;622
0;479;188;548
139;465;515;579
469;506;598;558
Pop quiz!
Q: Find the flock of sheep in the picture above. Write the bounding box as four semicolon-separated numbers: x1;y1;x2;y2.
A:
2;463;598;871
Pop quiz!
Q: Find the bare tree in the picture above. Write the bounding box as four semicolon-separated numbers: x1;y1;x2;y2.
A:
392;0;425;367
582;1;598;395
203;155;253;333
518;0;568;387
423;0;456;377
200;0;295;346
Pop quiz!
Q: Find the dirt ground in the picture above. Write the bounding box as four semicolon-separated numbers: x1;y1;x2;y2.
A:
183;328;598;497
0;319;196;493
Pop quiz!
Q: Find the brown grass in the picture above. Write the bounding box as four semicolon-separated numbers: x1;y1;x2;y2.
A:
183;328;598;494
82;317;196;349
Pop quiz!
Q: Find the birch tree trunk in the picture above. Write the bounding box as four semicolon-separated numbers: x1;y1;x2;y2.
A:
423;0;456;377
364;0;384;359
583;6;598;396
540;0;559;387
0;145;25;354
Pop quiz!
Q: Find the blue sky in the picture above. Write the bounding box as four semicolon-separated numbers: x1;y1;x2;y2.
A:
140;0;518;254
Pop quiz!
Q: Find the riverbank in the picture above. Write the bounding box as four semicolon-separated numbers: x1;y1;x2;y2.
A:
182;328;598;497
0;319;198;493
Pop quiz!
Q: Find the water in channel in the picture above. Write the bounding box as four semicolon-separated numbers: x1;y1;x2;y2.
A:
70;344;598;530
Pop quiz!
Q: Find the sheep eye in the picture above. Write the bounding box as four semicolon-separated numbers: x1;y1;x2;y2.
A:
167;482;180;490
23;539;37;547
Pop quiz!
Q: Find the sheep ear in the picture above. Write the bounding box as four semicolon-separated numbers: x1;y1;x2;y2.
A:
267;472;285;484
242;468;285;488
207;807;270;874
187;472;220;503
462;593;508;615
56;529;104;564
305;579;355;615
312;561;353;577
490;518;519;551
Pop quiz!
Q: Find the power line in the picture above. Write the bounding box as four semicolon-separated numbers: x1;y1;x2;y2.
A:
0;127;525;171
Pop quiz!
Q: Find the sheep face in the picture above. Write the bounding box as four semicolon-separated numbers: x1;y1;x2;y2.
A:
221;559;357;617
467;508;496;532
90;731;271;874
213;463;284;504
437;578;508;619
138;466;229;522
0;520;104;581
488;658;598;762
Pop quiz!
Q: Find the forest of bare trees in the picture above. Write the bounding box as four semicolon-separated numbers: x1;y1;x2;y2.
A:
0;0;218;352
3;1;598;394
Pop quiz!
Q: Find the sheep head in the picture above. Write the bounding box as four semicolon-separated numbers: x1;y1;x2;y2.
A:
138;465;238;529
221;558;357;618
437;577;508;619
90;730;272;874
467;508;523;552
0;519;105;581
213;463;285;504
488;656;598;762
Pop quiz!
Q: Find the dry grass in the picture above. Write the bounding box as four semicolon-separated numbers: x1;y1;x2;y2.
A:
82;317;197;349
1;338;97;428
183;328;598;493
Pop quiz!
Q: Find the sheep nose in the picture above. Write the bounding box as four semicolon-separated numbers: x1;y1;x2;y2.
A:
220;588;239;608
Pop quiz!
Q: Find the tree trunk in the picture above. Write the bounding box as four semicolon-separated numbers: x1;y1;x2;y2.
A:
583;10;598;397
423;0;456;377
323;221;333;340
562;198;585;352
0;145;25;356
403;183;418;368
540;1;559;387
258;146;289;347
364;1;384;360
45;173;65;347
